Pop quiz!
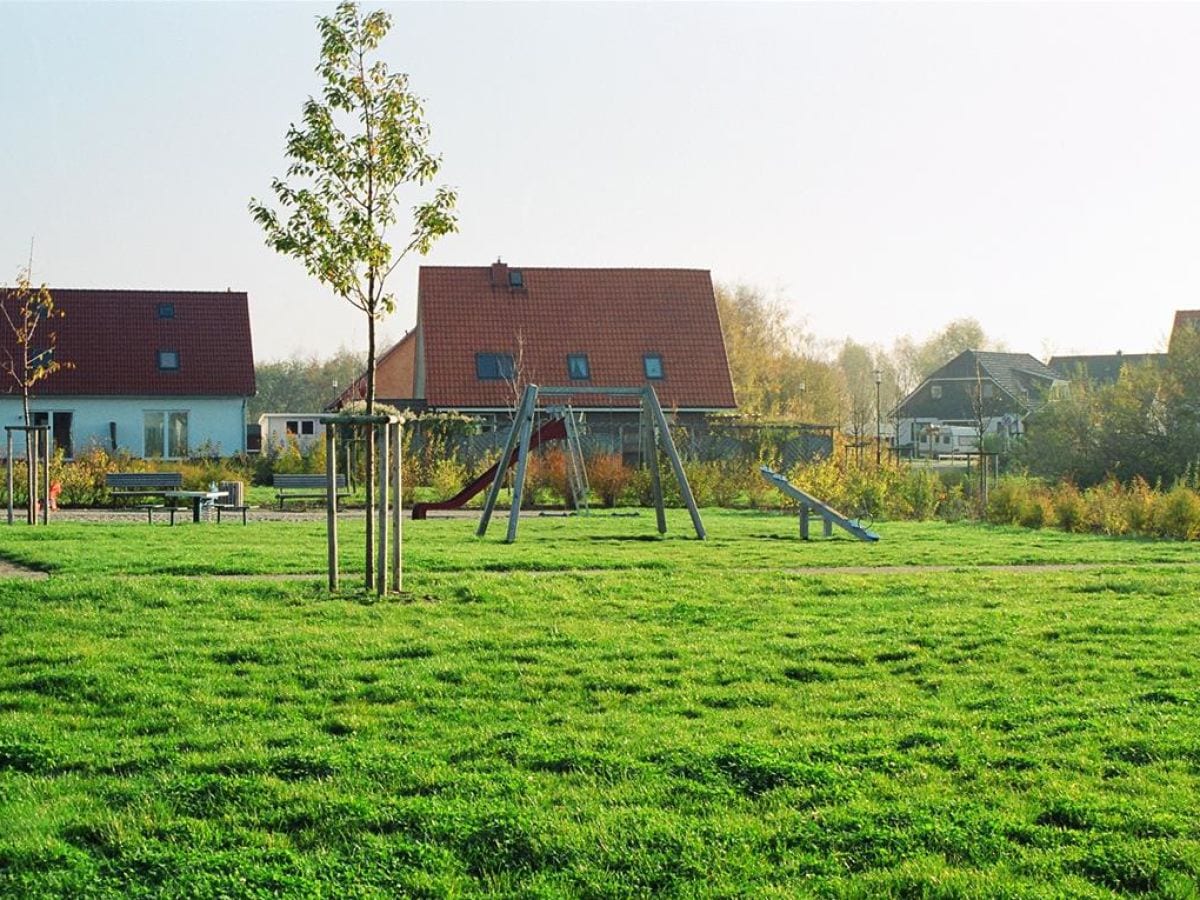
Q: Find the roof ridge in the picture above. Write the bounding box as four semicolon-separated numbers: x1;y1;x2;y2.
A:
27;287;248;295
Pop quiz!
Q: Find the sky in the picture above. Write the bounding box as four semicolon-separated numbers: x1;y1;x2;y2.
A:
3;1;1200;363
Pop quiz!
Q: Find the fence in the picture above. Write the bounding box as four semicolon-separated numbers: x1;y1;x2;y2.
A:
406;415;834;471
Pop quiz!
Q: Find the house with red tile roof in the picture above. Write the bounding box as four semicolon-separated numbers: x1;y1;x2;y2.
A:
331;262;737;425
1;288;255;458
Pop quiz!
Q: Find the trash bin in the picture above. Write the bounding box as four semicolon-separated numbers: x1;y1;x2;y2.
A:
218;480;244;508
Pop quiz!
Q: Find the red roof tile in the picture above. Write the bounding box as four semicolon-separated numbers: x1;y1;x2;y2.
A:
418;265;736;410
0;288;255;397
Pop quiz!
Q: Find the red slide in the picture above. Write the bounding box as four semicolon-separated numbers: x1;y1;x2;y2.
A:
411;418;568;519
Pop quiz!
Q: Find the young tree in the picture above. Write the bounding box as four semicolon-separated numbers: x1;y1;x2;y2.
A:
251;1;457;586
1;268;68;427
251;1;457;415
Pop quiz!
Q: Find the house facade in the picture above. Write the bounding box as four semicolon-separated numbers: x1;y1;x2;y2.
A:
258;413;326;452
331;262;737;427
894;350;1064;451
0;289;255;459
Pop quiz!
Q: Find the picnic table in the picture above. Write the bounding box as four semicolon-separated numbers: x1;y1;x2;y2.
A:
164;489;228;524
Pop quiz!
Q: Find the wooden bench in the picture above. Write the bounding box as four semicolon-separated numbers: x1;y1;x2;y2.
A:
105;472;188;523
215;503;250;524
274;473;348;509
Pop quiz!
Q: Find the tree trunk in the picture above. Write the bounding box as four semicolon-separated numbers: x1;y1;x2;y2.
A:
22;386;33;524
364;299;376;591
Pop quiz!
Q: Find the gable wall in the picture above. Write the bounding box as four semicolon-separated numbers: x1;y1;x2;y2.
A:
1;395;246;458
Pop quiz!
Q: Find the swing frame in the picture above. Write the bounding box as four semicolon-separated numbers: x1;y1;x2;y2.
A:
477;384;706;543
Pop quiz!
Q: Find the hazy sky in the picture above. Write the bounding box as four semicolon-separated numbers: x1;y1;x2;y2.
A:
4;1;1200;362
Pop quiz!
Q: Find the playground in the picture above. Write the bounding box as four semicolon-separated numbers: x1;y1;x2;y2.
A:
2;510;1200;895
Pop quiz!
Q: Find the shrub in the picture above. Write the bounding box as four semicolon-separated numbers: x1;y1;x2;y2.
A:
586;453;630;508
897;467;941;520
1084;480;1129;536
429;457;468;502
1052;483;1086;533
1152;486;1200;540
527;448;569;508
939;484;971;523
1124;477;1156;534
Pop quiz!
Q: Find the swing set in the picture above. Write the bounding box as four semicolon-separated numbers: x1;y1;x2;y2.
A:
473;384;706;543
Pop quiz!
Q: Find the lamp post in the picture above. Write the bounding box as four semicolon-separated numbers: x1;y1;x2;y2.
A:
874;368;882;467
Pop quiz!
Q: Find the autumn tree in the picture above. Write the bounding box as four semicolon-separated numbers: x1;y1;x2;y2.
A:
251;1;456;586
250;347;366;421
715;283;841;422
1;268;68;427
893;318;996;382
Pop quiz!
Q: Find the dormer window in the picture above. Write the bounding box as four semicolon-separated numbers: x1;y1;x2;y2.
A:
567;354;590;380
643;353;664;380
157;303;175;319
158;350;180;371
508;269;524;289
476;352;515;380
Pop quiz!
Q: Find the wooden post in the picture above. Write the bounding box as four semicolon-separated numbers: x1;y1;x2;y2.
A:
646;387;706;540
41;426;50;525
376;424;388;596
27;429;37;526
478;385;535;537
391;421;402;593
800;506;810;540
6;430;12;525
325;424;339;592
642;404;666;535
364;424;373;592
823;517;833;538
506;392;538;544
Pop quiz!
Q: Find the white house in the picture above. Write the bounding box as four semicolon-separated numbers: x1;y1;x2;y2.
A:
257;413;326;453
0;288;255;459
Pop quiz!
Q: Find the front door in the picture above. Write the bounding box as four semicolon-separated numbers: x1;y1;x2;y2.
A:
29;411;73;458
53;412;73;458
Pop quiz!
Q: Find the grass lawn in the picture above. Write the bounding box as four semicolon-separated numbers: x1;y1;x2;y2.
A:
1;511;1198;896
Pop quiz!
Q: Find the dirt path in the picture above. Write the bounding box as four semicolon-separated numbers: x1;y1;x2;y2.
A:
0;559;48;580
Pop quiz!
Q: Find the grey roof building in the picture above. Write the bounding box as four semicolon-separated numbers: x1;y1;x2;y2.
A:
896;350;1064;424
1048;353;1165;385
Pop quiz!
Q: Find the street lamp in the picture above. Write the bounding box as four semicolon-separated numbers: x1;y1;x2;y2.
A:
874;368;882;466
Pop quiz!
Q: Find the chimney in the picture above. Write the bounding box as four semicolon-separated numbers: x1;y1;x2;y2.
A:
490;258;508;288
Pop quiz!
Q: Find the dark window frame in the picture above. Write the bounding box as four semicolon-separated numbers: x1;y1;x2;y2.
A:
567;353;590;380
508;269;524;289
643;353;665;380
158;349;180;371
476;352;516;381
300;420;315;436
29;347;54;370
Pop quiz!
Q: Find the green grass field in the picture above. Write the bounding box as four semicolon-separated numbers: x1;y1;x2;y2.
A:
1;512;1198;897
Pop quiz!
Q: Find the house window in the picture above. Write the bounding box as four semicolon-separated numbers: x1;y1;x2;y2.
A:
158;349;180;370
300;420;315;436
567;354;590;380
508;269;524;289
643;354;664;380
930;385;942;399
285;420;299;435
144;411;189;458
157;303;175;319
29;347;53;370
476;352;515;380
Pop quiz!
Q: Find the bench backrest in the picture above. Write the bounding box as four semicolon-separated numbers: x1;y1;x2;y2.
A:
106;472;183;489
274;474;347;489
